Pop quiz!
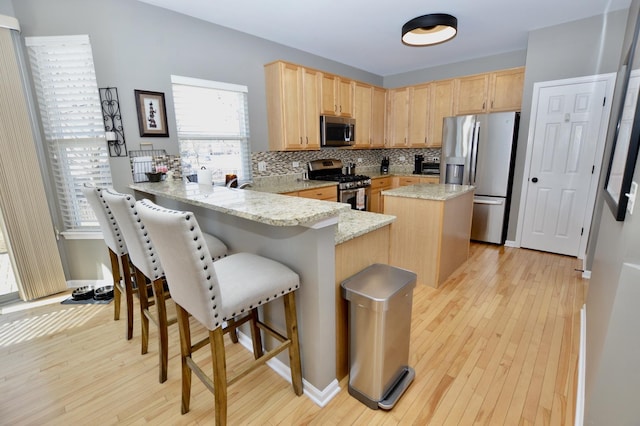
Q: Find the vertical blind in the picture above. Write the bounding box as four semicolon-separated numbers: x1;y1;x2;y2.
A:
0;28;67;300
25;35;112;231
171;75;252;182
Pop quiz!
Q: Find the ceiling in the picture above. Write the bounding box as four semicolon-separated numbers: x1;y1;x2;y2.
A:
136;0;631;76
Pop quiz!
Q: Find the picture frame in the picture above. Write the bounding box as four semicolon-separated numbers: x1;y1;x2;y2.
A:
604;16;640;221
134;90;169;137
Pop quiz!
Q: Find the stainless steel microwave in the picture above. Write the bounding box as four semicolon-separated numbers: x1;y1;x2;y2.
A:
320;115;356;147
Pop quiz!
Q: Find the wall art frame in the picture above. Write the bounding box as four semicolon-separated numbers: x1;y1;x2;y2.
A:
604;14;640;221
134;89;169;137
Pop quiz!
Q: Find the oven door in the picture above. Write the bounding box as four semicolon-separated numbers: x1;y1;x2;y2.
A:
340;187;370;211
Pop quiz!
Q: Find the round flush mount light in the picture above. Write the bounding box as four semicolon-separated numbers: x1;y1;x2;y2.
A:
402;13;458;46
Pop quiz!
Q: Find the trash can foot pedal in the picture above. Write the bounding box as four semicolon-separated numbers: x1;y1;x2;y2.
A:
378;366;415;410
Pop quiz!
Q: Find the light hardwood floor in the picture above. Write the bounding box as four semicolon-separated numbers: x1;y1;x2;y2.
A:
0;243;586;425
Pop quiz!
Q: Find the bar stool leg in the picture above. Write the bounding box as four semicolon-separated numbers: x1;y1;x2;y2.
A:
210;327;228;426
284;292;303;396
152;277;169;383
249;308;263;359
135;268;150;355
109;249;121;322
121;254;135;340
176;304;192;415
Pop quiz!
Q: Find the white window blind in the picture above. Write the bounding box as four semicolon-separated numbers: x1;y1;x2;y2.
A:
25;35;112;231
171;75;251;183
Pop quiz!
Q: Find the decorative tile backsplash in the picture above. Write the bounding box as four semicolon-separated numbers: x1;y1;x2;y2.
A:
251;148;440;178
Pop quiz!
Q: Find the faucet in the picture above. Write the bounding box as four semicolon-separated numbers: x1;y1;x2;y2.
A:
226;178;252;189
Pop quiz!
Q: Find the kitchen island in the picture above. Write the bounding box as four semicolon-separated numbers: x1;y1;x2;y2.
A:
382;184;475;288
130;180;395;403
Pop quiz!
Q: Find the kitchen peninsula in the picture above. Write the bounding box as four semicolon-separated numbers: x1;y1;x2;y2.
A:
130;180;395;403
382;184;475;288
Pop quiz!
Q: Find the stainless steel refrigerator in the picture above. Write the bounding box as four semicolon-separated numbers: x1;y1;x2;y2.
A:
440;112;519;245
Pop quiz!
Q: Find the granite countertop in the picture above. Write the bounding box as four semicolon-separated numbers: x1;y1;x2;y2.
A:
381;183;475;201
250;178;337;194
131;180;350;227
132;179;397;245
335;209;395;245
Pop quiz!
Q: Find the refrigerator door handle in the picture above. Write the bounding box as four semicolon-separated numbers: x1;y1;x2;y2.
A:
469;122;480;184
473;198;504;205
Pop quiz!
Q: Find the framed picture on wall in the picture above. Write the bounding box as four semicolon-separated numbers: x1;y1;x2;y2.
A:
134;90;169;137
604;15;640;221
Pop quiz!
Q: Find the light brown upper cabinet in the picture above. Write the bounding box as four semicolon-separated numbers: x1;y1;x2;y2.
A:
386;88;410;147
488;67;525;112
353;82;387;149
454;73;490;115
408;84;431;147
264;61;321;151
264;60;524;151
321;73;354;117
454;67;525;115
353;82;373;148
428;79;454;148
388;84;436;148
370;87;386;148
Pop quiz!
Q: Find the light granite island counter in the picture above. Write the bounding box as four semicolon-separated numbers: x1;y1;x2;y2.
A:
130;180;395;404
382;184;475;288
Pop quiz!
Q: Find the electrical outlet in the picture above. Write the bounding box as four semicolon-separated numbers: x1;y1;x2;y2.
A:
357;158;363;163
258;161;267;172
292;161;299;168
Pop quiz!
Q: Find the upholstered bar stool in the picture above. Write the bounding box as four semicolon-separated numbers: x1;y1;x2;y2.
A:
82;184;136;340
102;189;228;383
136;199;303;425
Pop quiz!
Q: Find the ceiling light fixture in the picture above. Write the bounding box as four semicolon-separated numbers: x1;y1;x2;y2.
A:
402;13;457;46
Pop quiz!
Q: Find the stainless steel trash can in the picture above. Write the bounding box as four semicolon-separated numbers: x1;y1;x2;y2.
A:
341;263;417;410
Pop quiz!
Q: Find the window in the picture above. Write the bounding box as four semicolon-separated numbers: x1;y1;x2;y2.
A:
171;75;251;184
25;35;112;232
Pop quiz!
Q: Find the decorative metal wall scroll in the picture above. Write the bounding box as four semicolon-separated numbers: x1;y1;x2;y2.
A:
99;87;127;157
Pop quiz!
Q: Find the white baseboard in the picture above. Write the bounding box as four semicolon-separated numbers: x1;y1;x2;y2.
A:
582;270;591;279
237;332;341;407
575;304;586;426
504;240;518;248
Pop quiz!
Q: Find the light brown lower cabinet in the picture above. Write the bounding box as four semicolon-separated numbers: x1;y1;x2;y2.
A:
384;190;473;288
285;186;338;202
369;176;392;213
334;225;390;379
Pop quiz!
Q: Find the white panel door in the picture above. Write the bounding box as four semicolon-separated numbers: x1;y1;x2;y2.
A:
521;81;606;256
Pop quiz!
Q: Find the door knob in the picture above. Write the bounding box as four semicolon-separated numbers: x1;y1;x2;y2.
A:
531;177;538;183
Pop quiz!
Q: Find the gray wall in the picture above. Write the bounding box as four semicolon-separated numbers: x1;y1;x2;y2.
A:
11;0;382;193
0;0;13;16
585;1;640;423
385;10;627;243
383;50;527;88
7;0;632;285
9;0;381;280
507;10;627;241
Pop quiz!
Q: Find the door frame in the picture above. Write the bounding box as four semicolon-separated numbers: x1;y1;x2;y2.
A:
515;73;616;260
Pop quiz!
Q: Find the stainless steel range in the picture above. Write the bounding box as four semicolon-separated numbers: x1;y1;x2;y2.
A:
308;159;371;211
